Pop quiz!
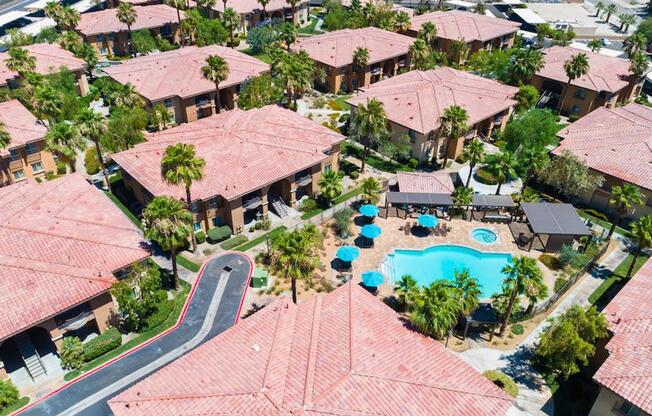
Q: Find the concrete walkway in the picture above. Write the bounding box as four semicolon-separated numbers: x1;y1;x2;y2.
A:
457;237;629;415
16;252;253;416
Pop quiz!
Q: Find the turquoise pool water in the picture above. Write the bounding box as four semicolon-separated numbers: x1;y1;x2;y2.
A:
472;228;498;245
385;245;512;298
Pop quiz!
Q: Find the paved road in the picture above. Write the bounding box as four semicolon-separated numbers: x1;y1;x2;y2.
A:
16;252;253;416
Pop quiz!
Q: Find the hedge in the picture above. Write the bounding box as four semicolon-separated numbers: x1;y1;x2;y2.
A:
207;225;231;244
554;277;568;293
220;235;249;250
538;254;561;271
474;167;498;185
0;379;19;411
84;147;100;175
144;298;174;329
83;327;122;362
195;231;206;244
483;370;519;397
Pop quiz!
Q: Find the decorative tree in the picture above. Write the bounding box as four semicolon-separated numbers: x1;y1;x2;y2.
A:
559;53;589;114
45;122;83;172
462;139;484;187
76;108;110;190
202;55;230;114
117;2;138;57
498;256;544;335
361;177;381;203
627;215;652;277
439;105;468;168
349;98;388;173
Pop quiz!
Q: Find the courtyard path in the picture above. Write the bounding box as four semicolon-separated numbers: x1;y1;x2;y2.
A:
457;236;630;415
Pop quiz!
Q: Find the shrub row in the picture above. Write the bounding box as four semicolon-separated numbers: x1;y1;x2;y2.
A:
220;235;249;250
207;225;231;244
538;254;561;270
83;327;122;362
144;298;174;329
483;370;519;397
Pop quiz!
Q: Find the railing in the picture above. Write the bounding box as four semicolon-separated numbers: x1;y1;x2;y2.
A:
295;174;312;187
242;195;262;210
59;310;94;332
195;98;211;107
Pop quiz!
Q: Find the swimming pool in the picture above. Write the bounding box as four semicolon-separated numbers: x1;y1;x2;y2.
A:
472;228;498;245
385;245;512;298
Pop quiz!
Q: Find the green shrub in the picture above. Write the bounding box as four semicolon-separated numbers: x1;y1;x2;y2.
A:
220;235;248;250
328;112;339;121
56;160;67;175
349;171;359;179
144;298;174;329
207;225;231;244
61;336;84;370
332;207;355;238
0;379;19;410
328;99;345;111
474;167;498;185
554;277;568;293
83;328;122;361
510;324;524;335
582;208;609;222
84;147;101;175
558;244;586;269
483;370;519;397
408;158;419;169
300;198;319;212
338;113;349;123
195;231;206;244
538;254;561;270
313;96;327;108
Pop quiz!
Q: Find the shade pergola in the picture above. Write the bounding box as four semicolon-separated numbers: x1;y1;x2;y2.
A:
463;303;498;341
519;202;591;252
471;194;516;222
384;192;454;219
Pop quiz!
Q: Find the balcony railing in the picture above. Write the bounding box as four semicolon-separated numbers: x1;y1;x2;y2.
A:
370;66;382;75
59;310;94;333
195;98;211;107
242;195;262;210
296;174;312;187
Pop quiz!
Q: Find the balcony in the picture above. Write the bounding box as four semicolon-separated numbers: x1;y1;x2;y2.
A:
370;66;382;75
296;174;312;187
195;98;212;108
242;195;262;210
59;309;94;333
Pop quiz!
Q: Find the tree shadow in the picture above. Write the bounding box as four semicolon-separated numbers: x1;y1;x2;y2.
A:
498;345;546;391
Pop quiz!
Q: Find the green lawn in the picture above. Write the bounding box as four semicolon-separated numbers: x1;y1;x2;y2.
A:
241;48;272;64
177;255;201;272
105;191;141;228
341;141;414;173
300;186;363;220
0;397;29;416
328;95;352;111
234;226;287;252
64;281;191;381
298;17;322;34
577;209;629;237
588;251;651;305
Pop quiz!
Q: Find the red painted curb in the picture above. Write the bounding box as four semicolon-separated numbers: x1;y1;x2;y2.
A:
13;251;253;416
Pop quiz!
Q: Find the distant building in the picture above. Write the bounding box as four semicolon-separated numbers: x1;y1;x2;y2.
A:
112;105;343;234
554;103;652;220
347;67;518;162
75;5;183;57
103;45;270;124
293;27;414;93
108;282;513;415
0;100;55;186
407;11;520;61
0;43;88;94
588;259;652;416
0;174;149;384
532;46;646;118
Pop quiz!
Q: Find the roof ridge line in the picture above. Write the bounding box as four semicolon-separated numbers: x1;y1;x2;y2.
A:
301;295;323;407
260;299;291;409
0;254;116;284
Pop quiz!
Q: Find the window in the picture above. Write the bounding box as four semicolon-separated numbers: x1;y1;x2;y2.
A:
618;400;642;416
12;170;25;180
108;33;114;41
570;105;581;114
164;98;174;107
324;164;332;172
190;201;200;212
207;197;220;209
96;34;105;42
212;216;223;226
575;88;586;100
100;47;108;55
31;162;43;173
193;222;202;232
9;149;20;161
25;143;39;154
408;129;416;143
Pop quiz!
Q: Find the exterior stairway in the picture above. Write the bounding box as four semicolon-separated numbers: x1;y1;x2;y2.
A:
269;195;290;218
14;332;47;380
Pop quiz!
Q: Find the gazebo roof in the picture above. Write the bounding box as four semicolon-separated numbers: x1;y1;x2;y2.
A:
386;191;454;206
472;194;516;208
468;303;498;324
521;202;591;236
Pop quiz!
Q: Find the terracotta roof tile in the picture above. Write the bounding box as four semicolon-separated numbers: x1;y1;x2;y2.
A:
536;46;636;93
190;0;307;14
397;171;454;193
112;105;344;201
347;67;518;134
594;259;652;414
76;5;182;36
104;45;269;102
0;43;86;86
553;103;652;191
293;27;414;68
409;10;520;43
0;175;149;341
0;100;46;156
108;283;513;415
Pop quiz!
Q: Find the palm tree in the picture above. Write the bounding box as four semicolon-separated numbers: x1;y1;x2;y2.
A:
58;30;84;54
317;170;342;202
278;22;297;51
352;46;369;88
439;105;468;168
58;6;80;31
258;0;270;22
149;103;174;131
349;98;388;173
604;4;617;23
619;13;635;32
518;147;548;193
462;139;484;187
202;55;229;114
396;274;420;312
536;23;550;47
559;53;589;115
452;269;481;316
498;256;543;335
629;52;649;80
45;123;83;173
510;48;544;84
410;280;461;339
452;186;473;215
450;40;469;66
286;0;300;25
79;43;98;82
198;0;216;16
0;123;10;184
5;47;36;76
595;0;605;17
361;177;381;203
409;38;430;70
626;215;652;277
394;11;411;32
271;50;314;108
45;1;63;31
474;2;486;15
587;38;602;52
487;151;518;195
114;83;145;108
34;86;63;125
161;143;206;252
116;2;137;57
606;184;644;240
624;32;646;56
166;0;186;45
272;228;319;303
76;108;109;190
142;196;193;290
417;21;437;47
223;7;240;48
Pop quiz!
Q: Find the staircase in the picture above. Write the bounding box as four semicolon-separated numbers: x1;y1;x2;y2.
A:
269;195;290;218
13;332;47;380
537;90;553;108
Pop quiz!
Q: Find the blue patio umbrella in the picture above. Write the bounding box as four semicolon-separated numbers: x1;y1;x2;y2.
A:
359;204;380;217
336;245;360;262
360;224;382;239
418;214;439;228
361;271;385;287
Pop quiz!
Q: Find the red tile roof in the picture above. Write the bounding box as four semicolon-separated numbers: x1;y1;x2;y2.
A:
0;99;46;156
0;43;86;86
536;46;636;93
76;4;182;36
112;105;344;201
191;0;307;14
553;103;652;191
109;282;513;415
0;174;149;341
397;171;454;193
293;27;414;68
104;45;270;102
594;259;652;414
347;67;518;134
409;10;520;43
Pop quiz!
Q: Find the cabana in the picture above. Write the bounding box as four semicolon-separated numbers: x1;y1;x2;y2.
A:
462;303;498;341
514;202;591;252
471;194;516;222
383;191;454;219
